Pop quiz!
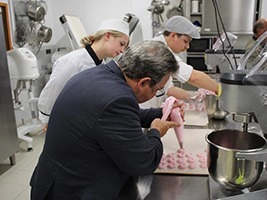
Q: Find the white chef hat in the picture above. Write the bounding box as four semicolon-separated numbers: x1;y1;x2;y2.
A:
164;16;200;39
96;18;129;36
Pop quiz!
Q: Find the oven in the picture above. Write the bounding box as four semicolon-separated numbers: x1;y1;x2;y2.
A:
187;36;216;73
188;37;214;53
187;54;208;71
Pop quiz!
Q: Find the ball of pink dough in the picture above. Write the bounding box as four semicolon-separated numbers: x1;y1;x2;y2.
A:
177;153;185;158
187;157;195;163
177;158;185;164
167;157;175;163
167;153;175;158
188;163;197;169
185;153;193;158
196;153;205;158
178;163;187;169
200;163;207;169
158;163;166;169
167;163;176;169
198;157;207;163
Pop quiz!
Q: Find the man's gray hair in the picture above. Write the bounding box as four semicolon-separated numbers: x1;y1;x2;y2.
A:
117;40;178;86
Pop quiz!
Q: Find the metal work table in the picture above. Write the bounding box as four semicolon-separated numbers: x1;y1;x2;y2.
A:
118;116;267;200
119;174;209;200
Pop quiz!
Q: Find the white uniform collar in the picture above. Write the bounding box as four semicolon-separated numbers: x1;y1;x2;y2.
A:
153;34;180;57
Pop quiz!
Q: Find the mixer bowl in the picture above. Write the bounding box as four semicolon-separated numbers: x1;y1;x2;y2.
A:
206;129;266;190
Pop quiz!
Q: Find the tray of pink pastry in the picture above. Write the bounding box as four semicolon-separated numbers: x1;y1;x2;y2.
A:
154;128;213;175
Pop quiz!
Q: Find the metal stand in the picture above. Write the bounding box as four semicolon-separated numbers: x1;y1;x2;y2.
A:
14;80;42;151
232;112;258;132
209;112;267;199
208;173;267;200
9;154;16;165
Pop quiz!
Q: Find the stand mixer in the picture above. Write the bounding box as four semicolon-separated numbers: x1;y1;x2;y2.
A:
206;35;267;199
7;48;42;151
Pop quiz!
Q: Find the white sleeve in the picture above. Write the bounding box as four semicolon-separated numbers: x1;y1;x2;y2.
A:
38;49;96;116
38;111;49;124
172;56;193;83
164;76;174;90
38;58;78;115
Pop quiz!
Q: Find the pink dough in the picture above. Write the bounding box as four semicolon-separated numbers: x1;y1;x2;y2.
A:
157;149;208;171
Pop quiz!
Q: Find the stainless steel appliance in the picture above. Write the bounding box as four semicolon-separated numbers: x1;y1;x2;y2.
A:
187;37;217;73
187;53;209;71
206;129;266;190
205;35;267;198
205;49;246;73
204;32;245;73
206;67;267;199
207;117;267;199
188;37;215;53
59;14;88;50
7;48;42;151
220;70;267;133
201;0;258;35
0;15;19;164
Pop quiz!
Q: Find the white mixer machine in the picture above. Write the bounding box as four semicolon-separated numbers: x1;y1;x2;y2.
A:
7;48;42;151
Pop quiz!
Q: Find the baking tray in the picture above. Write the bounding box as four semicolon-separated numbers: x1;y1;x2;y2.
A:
154;128;214;175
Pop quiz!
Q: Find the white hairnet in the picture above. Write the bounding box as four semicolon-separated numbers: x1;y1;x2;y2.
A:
164;16;200;39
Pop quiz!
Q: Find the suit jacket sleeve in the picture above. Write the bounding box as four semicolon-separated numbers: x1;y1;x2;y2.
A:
139;107;162;128
95;95;163;175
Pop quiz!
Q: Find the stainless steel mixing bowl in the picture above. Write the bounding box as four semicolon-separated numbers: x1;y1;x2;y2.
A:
206;129;266;190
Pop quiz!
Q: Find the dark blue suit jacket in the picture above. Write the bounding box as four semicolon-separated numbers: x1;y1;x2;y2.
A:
30;60;163;200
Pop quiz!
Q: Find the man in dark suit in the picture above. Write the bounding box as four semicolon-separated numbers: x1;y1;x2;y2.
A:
30;40;180;200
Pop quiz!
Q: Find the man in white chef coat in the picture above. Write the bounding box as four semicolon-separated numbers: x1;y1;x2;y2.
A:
140;16;221;109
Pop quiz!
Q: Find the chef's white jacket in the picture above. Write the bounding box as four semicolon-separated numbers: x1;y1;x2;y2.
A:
38;48;103;123
139;34;193;109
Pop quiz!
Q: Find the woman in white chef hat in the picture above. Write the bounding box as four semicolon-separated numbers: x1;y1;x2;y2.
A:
38;18;129;131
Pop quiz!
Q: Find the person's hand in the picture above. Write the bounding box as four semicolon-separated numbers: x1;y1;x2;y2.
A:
187;91;203;103
150;118;179;138
42;123;48;133
175;101;185;121
162;98;185;121
186;89;218;111
166;101;185;122
189;89;215;101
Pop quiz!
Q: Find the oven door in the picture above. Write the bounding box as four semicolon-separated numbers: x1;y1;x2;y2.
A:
187;53;216;73
187;37;214;53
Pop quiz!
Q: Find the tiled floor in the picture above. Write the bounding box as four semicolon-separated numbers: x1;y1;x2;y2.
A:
0;132;45;200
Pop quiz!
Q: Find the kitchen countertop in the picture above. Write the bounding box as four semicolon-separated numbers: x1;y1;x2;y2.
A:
118;116;267;200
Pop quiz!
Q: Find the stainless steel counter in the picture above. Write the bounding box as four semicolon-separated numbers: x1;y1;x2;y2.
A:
119;174;209;200
118;116;267;200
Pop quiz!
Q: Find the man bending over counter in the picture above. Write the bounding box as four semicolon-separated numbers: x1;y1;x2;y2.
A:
30;40;181;200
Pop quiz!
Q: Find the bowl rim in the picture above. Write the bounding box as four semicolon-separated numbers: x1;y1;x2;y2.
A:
205;129;267;152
